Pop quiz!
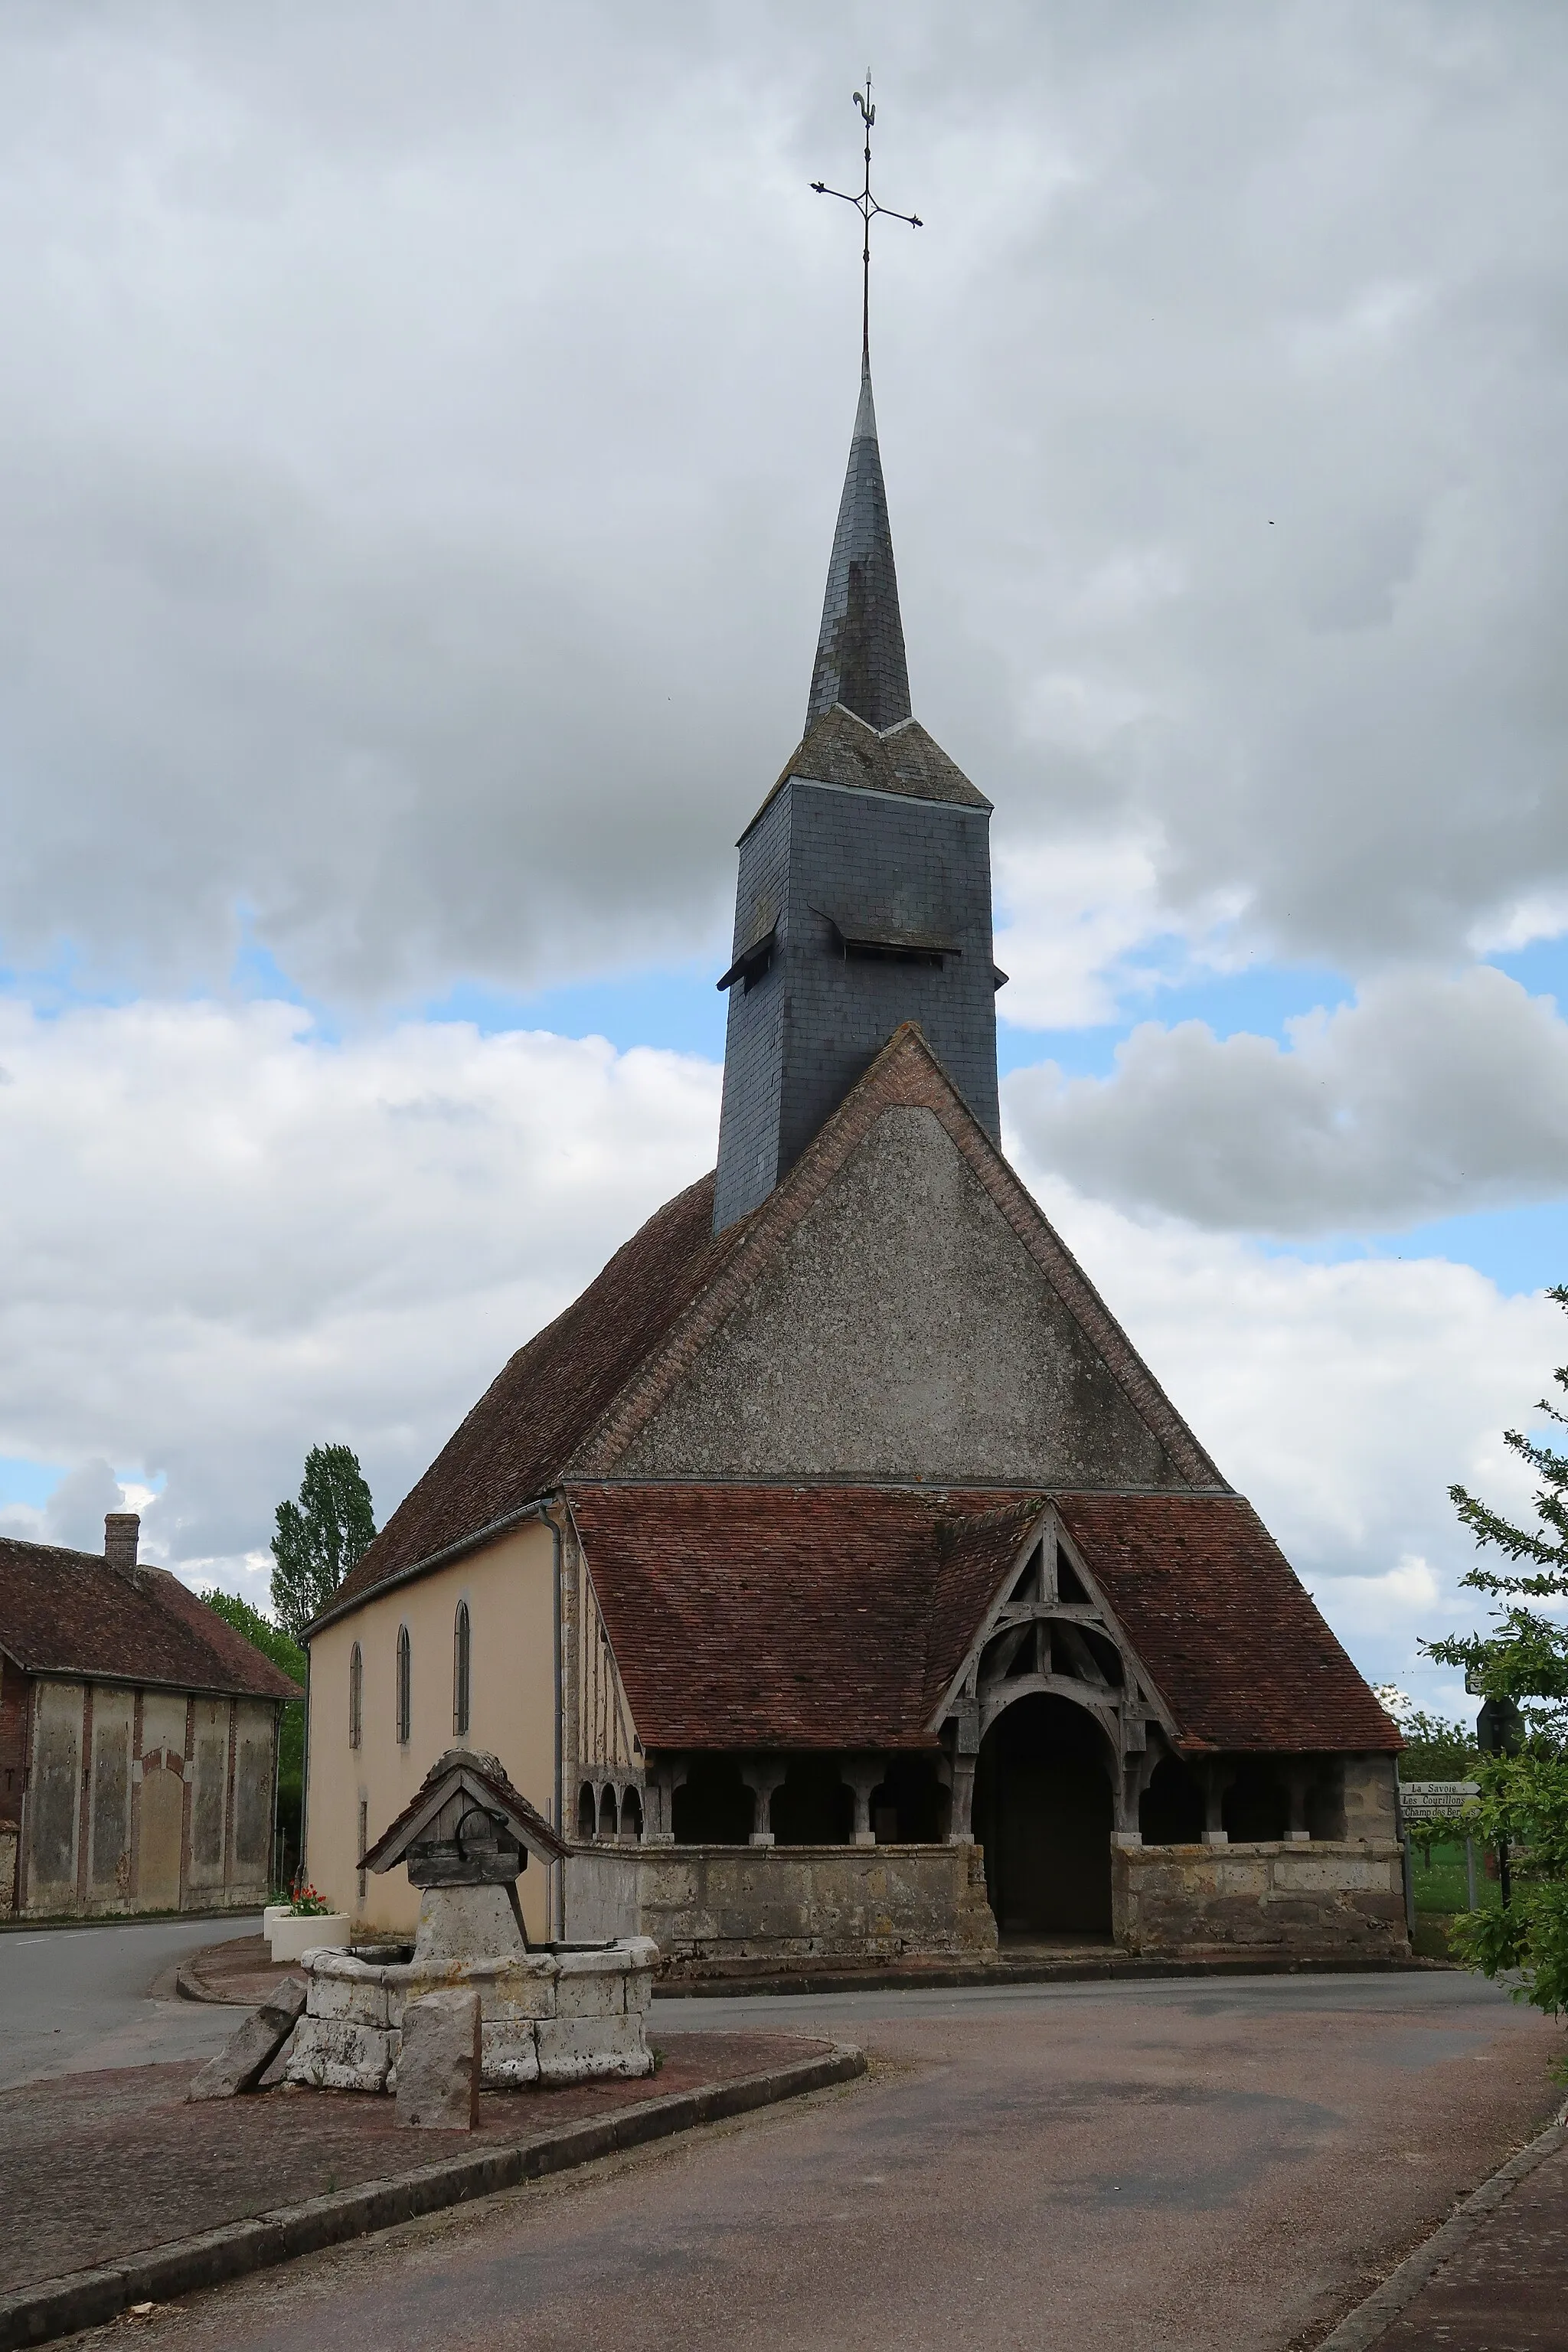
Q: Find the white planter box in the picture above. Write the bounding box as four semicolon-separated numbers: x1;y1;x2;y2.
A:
269;1912;351;1963
263;1905;289;1942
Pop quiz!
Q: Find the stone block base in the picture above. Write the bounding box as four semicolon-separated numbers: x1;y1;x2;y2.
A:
1113;1840;1410;1959
286;1936;658;2092
396;1990;481;2129
567;1841;998;1968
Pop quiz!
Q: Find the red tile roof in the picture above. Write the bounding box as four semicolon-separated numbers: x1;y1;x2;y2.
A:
0;1539;299;1700
329;1173;746;1616
569;1484;1398;1758
569;1483;1037;1750
1056;1491;1400;1755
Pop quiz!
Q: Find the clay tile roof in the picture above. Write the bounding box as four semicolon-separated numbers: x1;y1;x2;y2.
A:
0;1538;299;1700
328;1174;748;1619
567;1485;1395;1759
1057;1491;1400;1755
569;1483;1042;1751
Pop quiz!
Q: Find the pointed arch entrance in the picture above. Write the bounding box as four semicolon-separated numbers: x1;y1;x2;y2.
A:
973;1693;1114;1938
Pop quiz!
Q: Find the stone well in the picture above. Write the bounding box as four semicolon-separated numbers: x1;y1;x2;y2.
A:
286;1746;658;2092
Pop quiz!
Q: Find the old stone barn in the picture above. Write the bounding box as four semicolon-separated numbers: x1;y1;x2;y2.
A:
303;361;1404;1970
0;1514;295;1919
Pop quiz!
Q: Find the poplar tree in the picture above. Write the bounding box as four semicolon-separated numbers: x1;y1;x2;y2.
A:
1423;1285;1568;2025
269;1443;377;1639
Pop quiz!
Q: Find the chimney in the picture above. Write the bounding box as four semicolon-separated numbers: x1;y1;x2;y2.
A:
104;1513;141;1576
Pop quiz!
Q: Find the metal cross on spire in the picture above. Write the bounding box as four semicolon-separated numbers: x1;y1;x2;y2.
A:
812;75;922;368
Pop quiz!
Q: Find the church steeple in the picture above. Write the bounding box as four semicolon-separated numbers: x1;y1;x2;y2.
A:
806;362;912;733
711;93;1000;1236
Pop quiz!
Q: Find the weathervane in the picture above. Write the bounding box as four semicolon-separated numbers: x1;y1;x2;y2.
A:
812;75;922;368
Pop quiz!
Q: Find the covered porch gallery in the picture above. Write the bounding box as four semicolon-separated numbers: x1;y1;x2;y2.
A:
560;1482;1408;1965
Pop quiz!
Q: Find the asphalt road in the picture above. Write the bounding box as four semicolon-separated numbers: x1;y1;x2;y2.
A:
0;1915;255;2091
99;1969;1565;2352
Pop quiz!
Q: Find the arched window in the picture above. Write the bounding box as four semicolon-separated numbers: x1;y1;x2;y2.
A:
396;1624;411;1745
348;1642;363;1749
452;1601;472;1737
599;1785;619;1841
577;1782;596;1839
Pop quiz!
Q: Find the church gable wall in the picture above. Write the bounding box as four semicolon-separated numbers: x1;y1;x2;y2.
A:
616;1103;1189;1488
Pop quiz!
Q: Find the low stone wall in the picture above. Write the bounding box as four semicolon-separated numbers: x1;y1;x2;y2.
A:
565;1841;998;1968
1114;1839;1408;1958
286;1937;659;2091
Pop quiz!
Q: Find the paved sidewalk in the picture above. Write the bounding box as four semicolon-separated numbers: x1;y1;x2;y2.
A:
1374;2132;1568;2348
0;2031;821;2298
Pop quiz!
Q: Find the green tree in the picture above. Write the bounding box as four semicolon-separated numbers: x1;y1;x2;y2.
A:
270;1443;377;1640
202;1589;306;1889
1423;1283;1568;2034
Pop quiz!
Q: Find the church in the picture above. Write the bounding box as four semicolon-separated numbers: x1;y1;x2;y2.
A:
301;341;1405;1972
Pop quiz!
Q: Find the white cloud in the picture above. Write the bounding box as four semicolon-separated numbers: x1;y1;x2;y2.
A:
999;1134;1564;1681
0;990;1553;1699
1005;964;1568;1231
0;7;1566;1003
0;997;720;1599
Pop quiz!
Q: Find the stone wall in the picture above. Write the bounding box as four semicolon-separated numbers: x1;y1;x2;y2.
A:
564;1841;998;1971
622;1106;1190;1489
0;1828;16;1919
1114;1839;1409;1959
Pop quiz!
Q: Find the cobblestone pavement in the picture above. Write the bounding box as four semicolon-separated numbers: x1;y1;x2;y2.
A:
61;1971;1564;2352
0;2032;816;2293
1381;2132;1568;2349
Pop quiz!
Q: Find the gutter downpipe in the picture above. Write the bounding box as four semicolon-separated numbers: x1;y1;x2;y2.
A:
299;1642;312;1890
269;1701;282;1894
550;1510;564;1941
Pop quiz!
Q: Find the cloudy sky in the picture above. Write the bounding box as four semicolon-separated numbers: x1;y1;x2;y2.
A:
3;1;1566;1717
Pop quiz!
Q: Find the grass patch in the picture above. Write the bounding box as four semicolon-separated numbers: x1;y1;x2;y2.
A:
1410;1838;1502;1917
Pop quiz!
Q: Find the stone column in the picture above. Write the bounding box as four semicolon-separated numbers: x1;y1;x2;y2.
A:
1285;1765;1312;1841
1202;1761;1231;1847
948;1754;977;1844
740;1760;786;1847
644;1759;681;1847
843;1758;882;1847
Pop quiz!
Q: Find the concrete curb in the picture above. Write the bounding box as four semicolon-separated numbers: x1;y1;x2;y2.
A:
175;1957;262;2006
652;1951;1449;2000
175;1946;1448;2010
0;2043;865;2352
1311;2098;1568;2350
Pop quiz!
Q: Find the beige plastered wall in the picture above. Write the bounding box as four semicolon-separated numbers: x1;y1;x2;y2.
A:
305;1518;559;1939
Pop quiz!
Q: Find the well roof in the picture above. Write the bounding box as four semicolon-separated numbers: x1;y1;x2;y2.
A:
0;1538;299;1701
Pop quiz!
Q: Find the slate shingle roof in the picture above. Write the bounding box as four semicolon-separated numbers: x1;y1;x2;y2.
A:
743;706;990;845
0;1538;299;1700
806;364;913;735
567;1484;1397;1758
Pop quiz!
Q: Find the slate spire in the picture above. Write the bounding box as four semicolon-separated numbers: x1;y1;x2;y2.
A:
805;360;912;733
